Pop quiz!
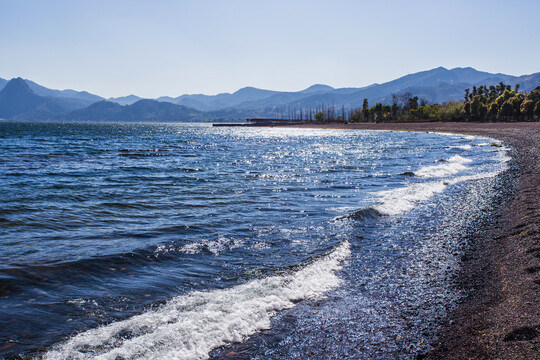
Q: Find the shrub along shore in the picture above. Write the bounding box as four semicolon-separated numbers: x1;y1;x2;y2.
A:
283;122;540;359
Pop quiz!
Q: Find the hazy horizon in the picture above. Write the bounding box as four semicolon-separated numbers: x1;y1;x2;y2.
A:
2;0;539;98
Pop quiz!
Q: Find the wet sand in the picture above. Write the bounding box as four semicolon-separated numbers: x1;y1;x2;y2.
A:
285;122;540;359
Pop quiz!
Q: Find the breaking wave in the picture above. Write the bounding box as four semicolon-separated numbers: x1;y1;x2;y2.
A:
335;207;384;221
414;155;472;178
373;181;448;216
373;145;508;216
42;241;350;360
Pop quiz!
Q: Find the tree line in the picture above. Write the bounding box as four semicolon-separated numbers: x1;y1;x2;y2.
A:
462;83;540;121
274;83;540;123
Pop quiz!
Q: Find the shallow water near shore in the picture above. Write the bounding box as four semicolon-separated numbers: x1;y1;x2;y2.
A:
0;122;510;359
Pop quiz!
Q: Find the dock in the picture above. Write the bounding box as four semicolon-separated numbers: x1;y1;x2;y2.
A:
213;118;308;127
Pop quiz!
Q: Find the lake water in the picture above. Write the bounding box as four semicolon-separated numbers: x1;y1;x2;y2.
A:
0;122;510;359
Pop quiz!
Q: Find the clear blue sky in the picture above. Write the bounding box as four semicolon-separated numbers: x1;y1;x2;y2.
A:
1;0;539;98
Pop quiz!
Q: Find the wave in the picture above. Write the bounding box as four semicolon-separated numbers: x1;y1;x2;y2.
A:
373;181;448;216
155;236;245;256
373;145;509;216
335;207;384;221
42;241;350;360
340;140;510;219
118;149;173;157
414;155;472;178
448;144;472;150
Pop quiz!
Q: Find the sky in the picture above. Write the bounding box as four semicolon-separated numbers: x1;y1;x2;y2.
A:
1;0;539;98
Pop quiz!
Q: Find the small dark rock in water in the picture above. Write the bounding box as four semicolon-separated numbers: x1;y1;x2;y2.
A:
503;325;540;341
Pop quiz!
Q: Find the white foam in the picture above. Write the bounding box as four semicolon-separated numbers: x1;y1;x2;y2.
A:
373;181;447;215
497;148;512;163
153;237;245;257
43;242;350;360
179;236;244;256
449;144;472;150
414;155;472;178
374;146;510;216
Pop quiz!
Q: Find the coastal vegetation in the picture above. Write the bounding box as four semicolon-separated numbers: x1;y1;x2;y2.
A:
293;83;540;123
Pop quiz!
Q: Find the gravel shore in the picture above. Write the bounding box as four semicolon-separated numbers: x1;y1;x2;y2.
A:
285;122;540;359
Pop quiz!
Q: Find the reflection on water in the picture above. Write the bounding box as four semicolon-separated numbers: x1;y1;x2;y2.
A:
0;122;509;359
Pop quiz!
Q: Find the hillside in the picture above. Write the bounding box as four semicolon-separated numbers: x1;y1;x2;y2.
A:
147;67;531;113
0;78;48;119
60;99;206;122
0;78;103;110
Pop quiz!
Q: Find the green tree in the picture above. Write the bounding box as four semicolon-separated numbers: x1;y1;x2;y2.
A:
408;96;419;111
470;95;483;121
478;86;485;98
350;109;362;122
373;103;383;122
508;95;524;120
534;102;540;121
391;103;399;118
496;90;514;107
487;102;499;121
463;102;471;120
488;85;497;100
521;99;535;121
362;99;369;121
499;101;514;121
496;82;508;96
478;103;488;120
382;105;391;119
314;111;325;122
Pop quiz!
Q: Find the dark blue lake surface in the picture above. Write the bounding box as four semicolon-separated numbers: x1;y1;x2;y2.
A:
0;123;510;359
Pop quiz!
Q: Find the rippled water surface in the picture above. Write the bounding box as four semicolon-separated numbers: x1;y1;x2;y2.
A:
0;123;510;359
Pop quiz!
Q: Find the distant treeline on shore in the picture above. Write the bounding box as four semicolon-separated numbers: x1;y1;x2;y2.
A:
283;83;540;123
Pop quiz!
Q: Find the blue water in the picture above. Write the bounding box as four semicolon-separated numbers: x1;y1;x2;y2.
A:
0;122;510;359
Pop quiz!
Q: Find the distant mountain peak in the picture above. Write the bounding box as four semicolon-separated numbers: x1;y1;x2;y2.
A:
3;77;34;94
110;94;140;99
301;84;334;94
0;78;47;118
233;86;266;95
108;94;143;106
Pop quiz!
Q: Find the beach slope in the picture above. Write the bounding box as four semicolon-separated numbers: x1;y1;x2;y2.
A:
286;122;540;359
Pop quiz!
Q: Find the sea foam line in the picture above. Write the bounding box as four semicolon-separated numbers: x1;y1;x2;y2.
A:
42;241;350;360
373;142;510;216
373;168;505;217
373;181;448;216
414;155;472;178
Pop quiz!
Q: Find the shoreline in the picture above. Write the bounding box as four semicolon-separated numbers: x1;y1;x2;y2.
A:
284;122;540;359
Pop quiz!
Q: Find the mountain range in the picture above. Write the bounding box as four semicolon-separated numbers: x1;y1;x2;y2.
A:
1;67;539;121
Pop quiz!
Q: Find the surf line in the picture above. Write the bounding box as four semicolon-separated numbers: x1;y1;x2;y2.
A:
43;241;351;360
